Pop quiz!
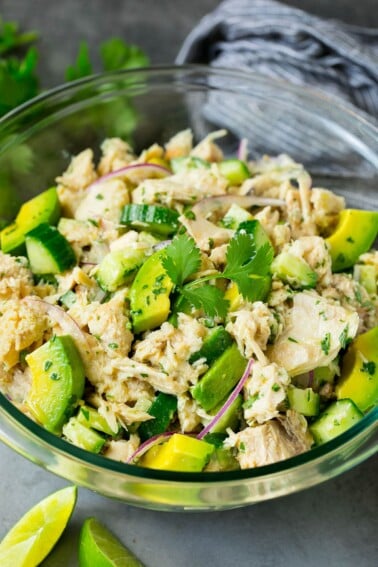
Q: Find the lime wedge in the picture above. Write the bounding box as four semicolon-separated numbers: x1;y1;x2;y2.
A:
79;517;144;567
0;485;77;567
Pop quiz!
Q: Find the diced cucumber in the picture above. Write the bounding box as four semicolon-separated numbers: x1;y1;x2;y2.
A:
96;247;147;291
138;393;177;442
25;223;76;274
192;344;247;411
222;203;253;229
77;405;119;436
218;159;250;185
353;264;376;295
1;187;60;255
170;156;210;173
270;251;318;289
59;290;77;309
120;204;179;236
189;327;233;366
309;399;363;445
287;386;320;417
204;446;240;471
63;417;105;454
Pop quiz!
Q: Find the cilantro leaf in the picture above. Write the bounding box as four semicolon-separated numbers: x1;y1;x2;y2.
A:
65;42;93;81
223;231;274;302
0;47;39;116
162;234;201;287
100;38;149;71
182;285;229;319
0;18;37;55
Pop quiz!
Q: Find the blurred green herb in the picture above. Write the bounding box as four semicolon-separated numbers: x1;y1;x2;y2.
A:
0;17;149;117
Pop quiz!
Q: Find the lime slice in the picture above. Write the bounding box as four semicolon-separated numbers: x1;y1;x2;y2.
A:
79;517;144;567
0;485;77;567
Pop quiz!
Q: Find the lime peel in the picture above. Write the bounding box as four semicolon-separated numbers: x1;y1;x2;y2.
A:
79;516;144;567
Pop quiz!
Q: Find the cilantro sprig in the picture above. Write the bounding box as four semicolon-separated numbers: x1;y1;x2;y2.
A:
162;221;274;319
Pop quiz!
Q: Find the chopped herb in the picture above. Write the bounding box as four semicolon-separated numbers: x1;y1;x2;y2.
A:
339;326;351;349
346;236;355;243
50;372;60;381
243;394;259;409
320;333;331;355
43;360;53;371
239;442;246;452
272;383;281;392
360;361;376;376
288;336;299;343
108;343;119;349
80;407;90;421
96;193;104;200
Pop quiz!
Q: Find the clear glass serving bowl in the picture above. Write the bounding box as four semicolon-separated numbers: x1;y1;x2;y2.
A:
0;66;377;511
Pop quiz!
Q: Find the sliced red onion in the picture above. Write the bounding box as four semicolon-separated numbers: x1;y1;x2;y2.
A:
87;163;171;191
197;358;255;440
126;431;174;464
237;138;248;161
153;239;172;252
24;297;86;344
308;370;314;388
192;195;286;218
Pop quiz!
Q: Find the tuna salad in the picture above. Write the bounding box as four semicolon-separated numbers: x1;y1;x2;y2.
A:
0;129;377;473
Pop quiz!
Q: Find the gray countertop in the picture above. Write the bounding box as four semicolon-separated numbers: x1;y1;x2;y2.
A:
0;1;377;566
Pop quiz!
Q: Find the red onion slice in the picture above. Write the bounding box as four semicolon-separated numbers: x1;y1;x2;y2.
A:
153;240;172;252
126;431;174;464
192;195;286;218
197;358;254;440
237;138;248;161
87;162;171;191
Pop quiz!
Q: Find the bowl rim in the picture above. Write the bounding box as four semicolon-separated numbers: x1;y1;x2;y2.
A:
0;64;377;483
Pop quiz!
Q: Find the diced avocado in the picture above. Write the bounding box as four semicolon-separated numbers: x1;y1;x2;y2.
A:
96;247;147;291
170;156;210;173
77;405;119;436
129;249;173;334
189;327;233;366
218;159;250;185
26;335;85;434
204;447;240;472
192;344;247;411
206;394;243;433
222;203;253;229
326;209;378;272
120;204;179;236
25;223;76;274
309;399;363;445
138;393;177;442
353;264;376;295
336;326;378;412
141;433;214;472
1;187;60;255
270;251;318;289
287;386;320;417
63;417;105;453
224;281;244;311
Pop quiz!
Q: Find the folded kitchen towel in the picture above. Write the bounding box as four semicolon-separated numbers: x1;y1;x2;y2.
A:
177;0;378;119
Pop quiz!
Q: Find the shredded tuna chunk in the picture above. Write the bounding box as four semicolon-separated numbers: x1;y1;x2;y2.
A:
0;252;34;301
165;129;193;159
284;236;333;287
56;149;97;216
75;178;129;224
243;362;290;425
98;137;135;175
103;435;140;462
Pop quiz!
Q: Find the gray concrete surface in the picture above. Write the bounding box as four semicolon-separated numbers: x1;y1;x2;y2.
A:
0;1;377;566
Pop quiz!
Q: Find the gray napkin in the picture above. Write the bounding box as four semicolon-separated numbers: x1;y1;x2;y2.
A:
177;0;378;119
176;0;378;209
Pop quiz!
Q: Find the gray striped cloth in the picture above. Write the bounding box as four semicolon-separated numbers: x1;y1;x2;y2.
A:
177;0;378;117
176;0;378;209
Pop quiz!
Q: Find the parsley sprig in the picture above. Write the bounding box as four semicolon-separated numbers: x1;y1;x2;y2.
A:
162;221;274;319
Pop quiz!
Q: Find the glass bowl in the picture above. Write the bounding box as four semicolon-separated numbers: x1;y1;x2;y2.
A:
0;66;377;511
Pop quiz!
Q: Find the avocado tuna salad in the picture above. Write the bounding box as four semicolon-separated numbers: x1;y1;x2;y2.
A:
0;129;377;473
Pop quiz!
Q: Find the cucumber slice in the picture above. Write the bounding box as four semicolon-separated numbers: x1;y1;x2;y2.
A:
189;327;233;366
271;251;318;289
309;399;363;445
138;393;177;442
1;187;60;255
63;417;105;454
77;405;119;436
222;203;253;229
170;156;210;173
218;159;250;185
192;344;247;411
25;223;76;274
96;247;147;291
121;204;179;236
353;264;376;295
287;386;320;417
